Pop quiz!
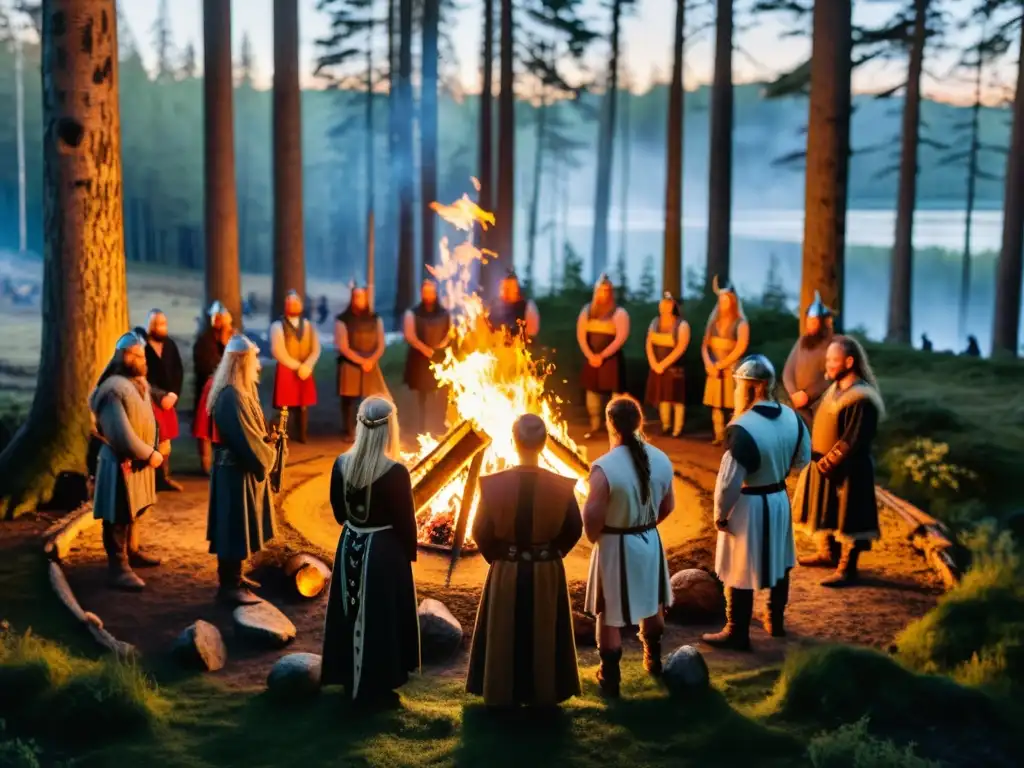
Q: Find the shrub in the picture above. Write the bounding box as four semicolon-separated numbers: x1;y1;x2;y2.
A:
807;718;939;768
880;438;979;514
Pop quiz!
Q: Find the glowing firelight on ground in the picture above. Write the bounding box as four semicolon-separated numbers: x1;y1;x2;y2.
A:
406;180;589;548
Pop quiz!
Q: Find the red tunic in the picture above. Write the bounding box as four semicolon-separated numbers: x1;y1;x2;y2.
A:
152;401;180;441
191;378;221;443
273;365;318;409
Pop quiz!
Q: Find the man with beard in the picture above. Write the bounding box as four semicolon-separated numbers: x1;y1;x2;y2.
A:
702;355;810;651
792;335;884;587
782;291;834;426
335;283;389;440
89;332;163;591
578;274;630;440
207;334;282;605
701;277;750;445
192;301;233;474
487;269;540;343
403;278;452;434
134;309;185;491
270;290;321;443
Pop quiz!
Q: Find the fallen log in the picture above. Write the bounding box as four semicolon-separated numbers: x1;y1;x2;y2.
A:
43;503;98;562
47;561;135;659
283;553;332;599
446;451;485;586
544;432;591;480
411;421;491;514
876;486;961;589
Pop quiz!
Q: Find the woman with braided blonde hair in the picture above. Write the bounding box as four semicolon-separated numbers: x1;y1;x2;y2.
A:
321;396;420;708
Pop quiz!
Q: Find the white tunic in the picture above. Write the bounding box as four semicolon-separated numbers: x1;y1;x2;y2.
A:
713;401;810;590
584;443;675;627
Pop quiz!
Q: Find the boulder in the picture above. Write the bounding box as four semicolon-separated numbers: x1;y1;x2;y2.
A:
233;602;297;648
662;645;710;694
283;554;332;599
418;598;463;664
572;611;596;647
267;652;322;700
173;620;227;672
669;569;724;619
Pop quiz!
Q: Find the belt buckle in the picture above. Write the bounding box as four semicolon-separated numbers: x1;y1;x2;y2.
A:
522;551;532;562
508;545;518;560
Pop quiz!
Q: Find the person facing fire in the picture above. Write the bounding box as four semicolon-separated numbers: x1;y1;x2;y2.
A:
783;290;835;426
645;291;690;437
134;309;185;492
583;395;675;698
792;335;884;588
702;355;810;651
89;332;163;591
270;290;321;444
701;276;750;445
487;269;540;342
335;283;389;441
577;274;630;440
403;278;452;435
193;301;233;474
466;413;584;709
206;334;282;605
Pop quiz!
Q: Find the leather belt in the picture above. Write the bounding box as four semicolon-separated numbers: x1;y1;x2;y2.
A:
741;481;786;496
500;544;556;562
602;522;658;535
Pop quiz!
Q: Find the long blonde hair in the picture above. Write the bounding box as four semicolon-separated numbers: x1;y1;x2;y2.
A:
207;348;259;414
341;396;401;490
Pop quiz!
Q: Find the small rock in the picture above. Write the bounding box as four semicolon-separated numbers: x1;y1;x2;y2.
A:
418;598;463;664
267;652;322;699
669;569;724;619
283;554;331;599
233;602;297;648
173;620;227;672
663;645;710;693
572;611;596;647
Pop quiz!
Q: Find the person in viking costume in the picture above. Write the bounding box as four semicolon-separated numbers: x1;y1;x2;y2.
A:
783;291;835;426
270;290;321;443
321;396;420;709
193;301;233;474
206;334;281;605
487;269;540;342
403;278;452;435
701;355;810;650
645;292;690;437
701;276;750;445
577;274;631;440
583;396;675;698
792;335;884;587
89;333;163;591
335;283;390;441
134;309;185;492
467;413;584;708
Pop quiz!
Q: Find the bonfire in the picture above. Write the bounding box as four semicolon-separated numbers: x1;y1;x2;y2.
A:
404;181;591;582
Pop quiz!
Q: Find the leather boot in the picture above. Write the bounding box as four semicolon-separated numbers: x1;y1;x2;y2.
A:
639;629;664;676
821;543;865;588
216;558;261;605
127;518;162;568
597;648;622;698
103;522;145;591
702;588;752;651
798;533;840;568
156;460;184;492
198;439;212;475
764;575;789;638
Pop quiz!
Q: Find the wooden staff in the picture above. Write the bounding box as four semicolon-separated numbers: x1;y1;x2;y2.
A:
446;450;486;586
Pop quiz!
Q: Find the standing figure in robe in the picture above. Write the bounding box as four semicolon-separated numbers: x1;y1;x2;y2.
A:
701;277;750;445
89;333;162;591
487;269;540;343
792;335;884;587
321;396;420;709
583;396;675;698
577;274;630;440
403;278;452;435
702;355;810;650
135;309;185;491
645;292;690;437
206;334;281;605
466;414;584;708
270;290;321;444
782;291;835;426
334;284;390;441
193;301;233;474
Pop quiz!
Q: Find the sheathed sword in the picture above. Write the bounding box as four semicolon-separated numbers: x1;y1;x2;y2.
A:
270;407;289;493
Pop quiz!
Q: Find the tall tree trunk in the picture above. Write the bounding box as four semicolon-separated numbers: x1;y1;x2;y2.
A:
395;0;415;322
886;0;928;344
591;0;621;282
203;0;241;324
959;21;985;344
526;75;548;291
662;0;685;297
494;0;515;292
477;0;496;291
272;0;305;321
991;16;1024;357
799;0;852;330
385;0;397;314
705;0;733;291
0;0;128;518
618;70;631;270
366;18;376;272
421;0;440;273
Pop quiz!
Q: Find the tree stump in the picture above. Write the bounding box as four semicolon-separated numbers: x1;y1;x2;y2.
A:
283;554;331;599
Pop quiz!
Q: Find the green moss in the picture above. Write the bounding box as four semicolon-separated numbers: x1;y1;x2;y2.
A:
807;718;940;768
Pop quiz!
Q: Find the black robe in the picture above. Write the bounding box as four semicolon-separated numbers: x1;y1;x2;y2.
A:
134;327;184;400
192;327;225;405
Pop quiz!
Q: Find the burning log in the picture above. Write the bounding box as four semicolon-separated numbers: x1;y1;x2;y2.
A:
446;451;486;586
411;420;491;513
283;553;332;599
545;433;591;480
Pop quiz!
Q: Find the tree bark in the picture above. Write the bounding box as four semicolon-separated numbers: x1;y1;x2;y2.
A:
991;16;1024;357
395;0;415;322
271;0;305;321
203;0;241;324
885;0;928;345
477;0;496;291
959;22;985;344
662;0;685;298
0;0;128;518
366;18;376;277
799;0;852;331
421;0;440;274
494;0;515;294
591;0;621;283
526;75;548;290
704;0;733;292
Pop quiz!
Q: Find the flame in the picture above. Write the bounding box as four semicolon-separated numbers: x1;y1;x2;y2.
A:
407;183;588;547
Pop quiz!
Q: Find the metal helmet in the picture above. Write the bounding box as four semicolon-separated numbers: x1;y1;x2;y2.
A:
711;275;736;296
596;272;613;288
115;331;144;351
733;354;776;389
208;300;226;317
225;333;258;354
806;290;833;319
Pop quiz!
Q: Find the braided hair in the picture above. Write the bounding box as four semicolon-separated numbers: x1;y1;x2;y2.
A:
606;395;651;506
